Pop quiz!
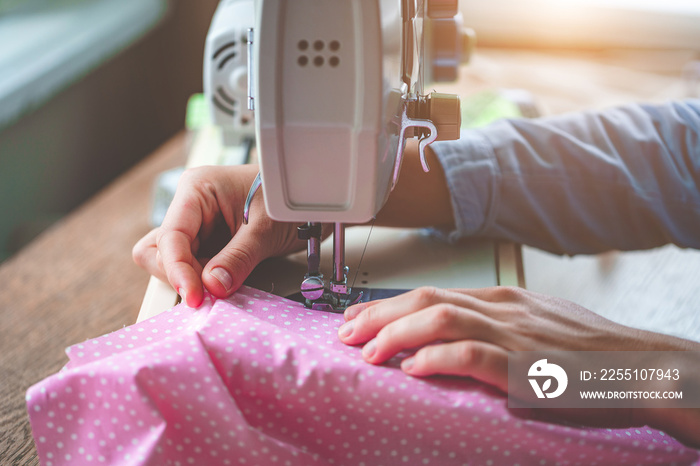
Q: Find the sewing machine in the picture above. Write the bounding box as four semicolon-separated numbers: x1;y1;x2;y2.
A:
138;0;521;321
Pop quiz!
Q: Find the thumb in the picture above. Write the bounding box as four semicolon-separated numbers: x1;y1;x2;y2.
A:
201;227;264;298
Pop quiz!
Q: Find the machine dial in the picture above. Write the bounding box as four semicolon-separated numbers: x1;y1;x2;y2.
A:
428;92;461;141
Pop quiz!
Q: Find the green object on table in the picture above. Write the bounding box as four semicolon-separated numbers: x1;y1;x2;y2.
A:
184;89;531;133
461;90;524;129
185;94;210;131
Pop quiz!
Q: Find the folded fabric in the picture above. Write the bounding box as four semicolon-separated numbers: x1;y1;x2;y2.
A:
27;286;699;465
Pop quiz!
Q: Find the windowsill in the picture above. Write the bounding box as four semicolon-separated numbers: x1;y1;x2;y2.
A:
0;0;167;129
461;0;700;50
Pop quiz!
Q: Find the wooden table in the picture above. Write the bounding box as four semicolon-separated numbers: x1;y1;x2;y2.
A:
0;134;184;464
1;47;696;463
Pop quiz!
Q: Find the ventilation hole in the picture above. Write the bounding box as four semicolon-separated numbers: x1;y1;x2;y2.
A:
298;55;309;66
212;97;234;116
217;87;235;106
329;56;340;67
298;40;309;50
361;280;368;285
218;52;237;70
313;56;324;67
313;40;324;51
213;41;236;59
329;40;340;51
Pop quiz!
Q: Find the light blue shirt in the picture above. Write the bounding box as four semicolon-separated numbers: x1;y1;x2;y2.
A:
431;99;700;255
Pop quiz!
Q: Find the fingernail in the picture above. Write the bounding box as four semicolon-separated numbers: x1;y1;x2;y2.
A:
338;321;354;339
210;267;233;292
362;339;377;359
402;356;415;372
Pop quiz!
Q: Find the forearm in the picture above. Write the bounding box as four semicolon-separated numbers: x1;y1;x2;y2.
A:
602;327;700;448
374;139;455;229
431;99;700;254
637;343;700;449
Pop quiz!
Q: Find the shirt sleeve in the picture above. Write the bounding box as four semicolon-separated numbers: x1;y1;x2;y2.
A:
430;99;700;255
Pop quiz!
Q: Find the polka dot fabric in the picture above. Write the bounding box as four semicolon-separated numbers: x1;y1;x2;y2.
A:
27;286;699;465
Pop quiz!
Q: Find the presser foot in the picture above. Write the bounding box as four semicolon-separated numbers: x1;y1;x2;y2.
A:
286;288;363;313
286;288;411;313
309;289;363;314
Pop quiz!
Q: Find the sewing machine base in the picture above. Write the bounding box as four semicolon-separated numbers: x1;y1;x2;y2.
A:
137;226;523;322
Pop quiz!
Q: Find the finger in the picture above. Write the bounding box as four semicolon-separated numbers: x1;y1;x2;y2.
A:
157;229;204;307
362;303;501;364
201;225;264;298
132;229;158;270
156;250;164;274
155;171;220;307
401;340;509;392
132;229;167;283
339;287;492;346
343;299;385;321
159;247;207;284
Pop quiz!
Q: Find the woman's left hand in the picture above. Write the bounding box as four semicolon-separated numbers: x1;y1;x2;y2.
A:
337;286;700;447
337;286;693;392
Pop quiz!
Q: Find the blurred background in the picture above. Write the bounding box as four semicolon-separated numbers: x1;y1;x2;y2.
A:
0;0;699;263
0;0;219;262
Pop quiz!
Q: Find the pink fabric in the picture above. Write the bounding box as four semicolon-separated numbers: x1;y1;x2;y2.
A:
27;286;699;465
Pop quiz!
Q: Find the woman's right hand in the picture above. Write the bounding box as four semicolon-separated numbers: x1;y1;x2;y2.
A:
132;141;454;308
132;164;308;307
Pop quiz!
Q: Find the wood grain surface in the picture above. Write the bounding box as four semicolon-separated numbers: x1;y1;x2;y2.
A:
0;134;184;464
0;47;695;464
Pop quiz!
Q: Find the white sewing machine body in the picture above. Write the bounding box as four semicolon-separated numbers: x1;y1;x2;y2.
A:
206;0;437;223
253;0;399;223
244;0;466;309
136;0;517;321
